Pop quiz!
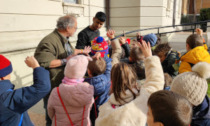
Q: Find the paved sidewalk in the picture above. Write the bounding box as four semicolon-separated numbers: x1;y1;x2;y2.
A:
28;100;46;126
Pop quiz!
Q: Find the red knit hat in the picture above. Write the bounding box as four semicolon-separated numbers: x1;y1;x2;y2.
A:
91;36;109;58
0;55;13;78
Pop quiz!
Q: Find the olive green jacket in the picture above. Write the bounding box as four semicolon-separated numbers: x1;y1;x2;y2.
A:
34;29;74;89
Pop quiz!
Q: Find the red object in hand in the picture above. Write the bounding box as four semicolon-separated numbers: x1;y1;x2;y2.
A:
126;38;131;44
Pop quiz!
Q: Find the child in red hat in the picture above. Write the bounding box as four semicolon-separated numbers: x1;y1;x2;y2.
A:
0;55;51;126
91;36;109;58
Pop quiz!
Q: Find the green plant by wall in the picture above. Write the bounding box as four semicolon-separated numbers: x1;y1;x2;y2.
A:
200;8;210;32
181;15;190;24
181;14;200;24
207;79;210;97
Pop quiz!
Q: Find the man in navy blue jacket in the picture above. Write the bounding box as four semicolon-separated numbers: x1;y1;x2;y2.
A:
0;55;51;126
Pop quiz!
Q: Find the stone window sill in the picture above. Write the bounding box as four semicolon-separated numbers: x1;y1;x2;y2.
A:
63;2;84;16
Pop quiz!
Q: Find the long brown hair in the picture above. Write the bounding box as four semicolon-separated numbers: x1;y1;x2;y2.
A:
111;63;138;104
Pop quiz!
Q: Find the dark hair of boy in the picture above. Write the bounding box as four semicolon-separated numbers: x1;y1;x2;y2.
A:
186;34;203;49
154;43;171;56
111;63;138;104
148;90;192;126
88;57;106;77
95;11;106;22
130;47;144;62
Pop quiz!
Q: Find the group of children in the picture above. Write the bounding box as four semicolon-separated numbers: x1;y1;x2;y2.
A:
1;28;210;126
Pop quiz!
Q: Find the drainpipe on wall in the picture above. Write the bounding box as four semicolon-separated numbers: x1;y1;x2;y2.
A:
201;0;203;9
193;0;196;22
173;0;177;27
89;0;91;25
105;0;110;30
187;0;190;14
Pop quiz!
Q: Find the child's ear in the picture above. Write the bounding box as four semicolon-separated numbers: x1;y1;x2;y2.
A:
156;122;164;126
92;17;96;22
1;74;11;80
129;57;132;62
87;69;92;77
153;122;164;126
186;43;190;51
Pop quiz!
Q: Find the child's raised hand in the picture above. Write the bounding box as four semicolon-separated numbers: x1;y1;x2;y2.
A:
136;32;142;42
25;56;40;69
107;29;115;39
136;32;141;37
92;52;101;60
196;28;203;36
83;46;91;54
119;37;126;44
107;40;111;45
138;40;152;58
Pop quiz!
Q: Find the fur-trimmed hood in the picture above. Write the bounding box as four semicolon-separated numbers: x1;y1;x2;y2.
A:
95;88;151;126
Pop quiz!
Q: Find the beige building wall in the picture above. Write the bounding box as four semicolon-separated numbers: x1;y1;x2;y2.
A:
110;0;182;36
0;0;106;87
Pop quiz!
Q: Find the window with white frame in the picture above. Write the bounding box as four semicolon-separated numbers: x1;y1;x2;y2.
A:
63;0;78;4
62;0;84;16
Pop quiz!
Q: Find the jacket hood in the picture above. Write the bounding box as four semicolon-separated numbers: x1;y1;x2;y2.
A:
95;87;149;126
181;46;210;64
109;87;140;106
59;82;94;107
86;74;109;85
85;74;110;96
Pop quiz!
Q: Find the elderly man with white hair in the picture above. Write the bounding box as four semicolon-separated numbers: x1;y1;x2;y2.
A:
34;14;90;126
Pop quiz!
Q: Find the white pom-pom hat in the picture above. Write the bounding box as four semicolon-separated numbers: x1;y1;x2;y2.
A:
171;62;210;106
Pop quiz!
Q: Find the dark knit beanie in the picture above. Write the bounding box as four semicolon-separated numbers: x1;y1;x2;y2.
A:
143;33;157;47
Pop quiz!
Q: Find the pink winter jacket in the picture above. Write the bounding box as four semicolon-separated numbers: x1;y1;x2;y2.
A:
47;82;94;126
